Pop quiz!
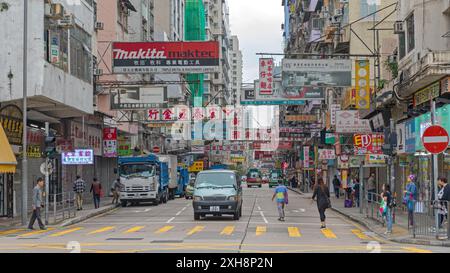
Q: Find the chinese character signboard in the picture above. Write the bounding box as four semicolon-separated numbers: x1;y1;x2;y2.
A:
413;81;440;107
355;60;370;109
62;149;94;165
259;58;274;95
318;149;336;160
353;134;384;155
330;104;341;126
335;111;372;134
0;105;23;145
284;115;317;122
118;136;132;156
303;146;310;168
110;87;167;110
112;41;220;74
103;128;117;158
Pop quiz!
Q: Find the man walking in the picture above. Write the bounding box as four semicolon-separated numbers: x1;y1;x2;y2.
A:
367;173;376;202
73;175;86;211
111;178;123;204
28;178;46;230
272;180;289;221
332;175;341;199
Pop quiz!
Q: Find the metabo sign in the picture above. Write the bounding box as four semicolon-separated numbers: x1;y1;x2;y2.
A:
112;41;220;74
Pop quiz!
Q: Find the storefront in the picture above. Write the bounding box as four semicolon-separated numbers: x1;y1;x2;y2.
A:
0;124;17;218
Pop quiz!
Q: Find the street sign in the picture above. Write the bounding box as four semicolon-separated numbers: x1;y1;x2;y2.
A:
153;146;160;153
40;162;53;176
422;125;449;154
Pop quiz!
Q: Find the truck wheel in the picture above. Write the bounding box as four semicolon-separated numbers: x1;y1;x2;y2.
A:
121;201;127;207
194;213;200;220
153;200;159;206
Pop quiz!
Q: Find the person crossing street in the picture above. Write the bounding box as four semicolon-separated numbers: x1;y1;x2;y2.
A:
272;180;289;221
28;178;46;230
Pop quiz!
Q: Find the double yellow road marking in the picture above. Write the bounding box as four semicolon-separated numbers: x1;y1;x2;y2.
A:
19;228;55;237
321;228;337;239
221;226;235;236
351;229;370;240
187;226;204;236
88;226;115;235
256;226;266;236
155;226;174;234
288;227;301;237
49;227;83;237
124;226;145;234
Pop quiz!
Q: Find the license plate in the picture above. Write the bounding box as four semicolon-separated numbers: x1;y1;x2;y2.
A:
210;206;220;212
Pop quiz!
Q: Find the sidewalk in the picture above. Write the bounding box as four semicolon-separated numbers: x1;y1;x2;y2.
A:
0;196;119;230
288;186;450;247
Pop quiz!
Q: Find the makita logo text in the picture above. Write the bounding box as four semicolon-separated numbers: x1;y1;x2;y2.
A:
113;48;167;60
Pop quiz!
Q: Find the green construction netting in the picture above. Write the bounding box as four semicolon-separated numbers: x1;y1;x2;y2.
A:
185;0;206;107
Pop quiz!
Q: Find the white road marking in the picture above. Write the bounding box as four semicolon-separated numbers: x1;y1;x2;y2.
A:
167;217;175;223
144;208;152;212
300;209;306;212
260;211;269;224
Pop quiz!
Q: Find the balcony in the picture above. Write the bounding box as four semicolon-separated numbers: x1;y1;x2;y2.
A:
398;50;450;97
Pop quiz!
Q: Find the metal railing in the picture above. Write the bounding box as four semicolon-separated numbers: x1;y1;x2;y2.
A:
363;192;386;225
412;200;449;240
45;192;77;225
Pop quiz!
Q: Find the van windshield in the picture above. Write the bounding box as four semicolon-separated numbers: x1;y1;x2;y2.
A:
120;164;156;178
196;173;236;188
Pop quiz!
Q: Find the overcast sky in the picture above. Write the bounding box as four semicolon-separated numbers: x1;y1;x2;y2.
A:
228;0;284;84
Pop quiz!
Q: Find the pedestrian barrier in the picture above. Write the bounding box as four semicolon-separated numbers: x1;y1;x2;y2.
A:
363;192;385;225
46;192;77;225
412;200;449;240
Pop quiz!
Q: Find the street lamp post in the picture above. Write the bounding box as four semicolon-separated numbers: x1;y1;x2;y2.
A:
21;0;29;225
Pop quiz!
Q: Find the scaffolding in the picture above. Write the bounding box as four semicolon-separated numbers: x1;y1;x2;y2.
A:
185;0;206;107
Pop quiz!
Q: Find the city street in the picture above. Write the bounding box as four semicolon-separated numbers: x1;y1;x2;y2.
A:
0;184;447;253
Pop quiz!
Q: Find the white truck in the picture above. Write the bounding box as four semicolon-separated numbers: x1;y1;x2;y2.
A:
157;154;178;200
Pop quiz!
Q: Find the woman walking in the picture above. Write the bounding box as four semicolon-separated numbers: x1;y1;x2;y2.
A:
437;177;450;229
312;178;331;229
403;175;417;227
90;178;102;209
381;184;393;234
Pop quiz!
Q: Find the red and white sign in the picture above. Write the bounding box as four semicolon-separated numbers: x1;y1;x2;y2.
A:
161;108;175;121
422;125;449;154
318;149;336;160
148;108;161;121
153;146;161;153
103;128;117;158
353;134;384;155
304;146;310;168
112;41;220;74
259;58;274;95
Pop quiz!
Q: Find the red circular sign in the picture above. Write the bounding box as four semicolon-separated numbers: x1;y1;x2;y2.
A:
153;146;160;153
422;125;449;154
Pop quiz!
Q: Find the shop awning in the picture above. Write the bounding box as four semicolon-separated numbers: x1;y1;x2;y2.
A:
0;124;17;174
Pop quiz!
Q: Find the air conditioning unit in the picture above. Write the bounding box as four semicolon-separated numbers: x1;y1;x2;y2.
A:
394;21;404;34
57;14;75;28
95;21;104;31
46;3;65;19
94;68;103;76
335;9;343;16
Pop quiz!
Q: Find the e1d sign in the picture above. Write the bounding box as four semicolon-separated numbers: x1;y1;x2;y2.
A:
422;125;449;154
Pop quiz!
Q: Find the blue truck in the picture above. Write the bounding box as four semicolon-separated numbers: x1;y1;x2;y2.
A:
176;166;189;197
117;155;169;207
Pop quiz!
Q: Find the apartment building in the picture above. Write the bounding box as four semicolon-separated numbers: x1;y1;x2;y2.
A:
230;35;243;105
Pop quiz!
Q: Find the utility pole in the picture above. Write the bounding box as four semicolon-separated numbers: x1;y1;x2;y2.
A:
21;0;29;225
44;122;50;225
390;118;395;194
431;100;440;239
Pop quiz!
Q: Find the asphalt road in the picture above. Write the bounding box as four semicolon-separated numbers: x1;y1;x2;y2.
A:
0;184;449;253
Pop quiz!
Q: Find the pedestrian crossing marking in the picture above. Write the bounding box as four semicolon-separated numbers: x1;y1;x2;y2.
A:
88;226;115;235
220;226;235;235
402;247;432;253
288;227;301;237
321;228;337;239
124;226;145;234
256;226;266;236
19;228;55;237
351;229;370;240
0;229;24;236
187;226;204;236
49;227;83;237
155;226;174;234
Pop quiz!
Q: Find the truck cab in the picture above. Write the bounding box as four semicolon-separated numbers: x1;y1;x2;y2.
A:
246;168;262;188
269;169;283;188
117;155;169;207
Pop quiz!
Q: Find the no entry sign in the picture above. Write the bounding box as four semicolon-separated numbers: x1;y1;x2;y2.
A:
153;146;160;153
422;125;449;154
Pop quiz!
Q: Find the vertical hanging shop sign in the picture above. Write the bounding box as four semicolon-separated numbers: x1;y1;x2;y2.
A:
103;128;117;158
355;60;370;110
303;146;310;168
259;58;274;95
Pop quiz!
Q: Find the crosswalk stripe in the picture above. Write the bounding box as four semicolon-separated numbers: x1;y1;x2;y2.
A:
124;226;145;234
321;228;337;239
88;226;115;235
351;229;370;240
155;226;174;234
221;226;235;235
187;226;204;235
288;227;301;237
0;229;25;236
19;228;55;237
49;227;83;237
256;226;266;236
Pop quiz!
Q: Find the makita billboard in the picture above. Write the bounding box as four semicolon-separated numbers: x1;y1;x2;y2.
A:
112;41;220;74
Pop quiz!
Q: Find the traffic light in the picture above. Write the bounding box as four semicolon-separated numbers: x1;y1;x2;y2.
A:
44;133;57;159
